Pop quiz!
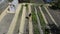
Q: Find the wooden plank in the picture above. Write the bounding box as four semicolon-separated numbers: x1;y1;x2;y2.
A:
28;5;33;34
19;6;26;34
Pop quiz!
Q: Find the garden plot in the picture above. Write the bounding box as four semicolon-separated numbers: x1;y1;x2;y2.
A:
24;4;29;34
36;6;46;29
31;5;40;34
13;5;23;34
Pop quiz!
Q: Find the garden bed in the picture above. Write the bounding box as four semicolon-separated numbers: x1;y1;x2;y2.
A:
31;6;40;34
13;5;23;34
36;6;46;29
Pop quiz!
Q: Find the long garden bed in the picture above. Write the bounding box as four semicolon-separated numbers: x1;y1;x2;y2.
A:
13;5;23;34
31;6;40;34
41;6;50;34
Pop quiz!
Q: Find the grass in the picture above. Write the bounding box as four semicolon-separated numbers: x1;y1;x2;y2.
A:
32;6;40;34
32;11;37;24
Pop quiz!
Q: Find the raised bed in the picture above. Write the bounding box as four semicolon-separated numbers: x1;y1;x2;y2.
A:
41;6;50;34
13;5;23;34
36;7;46;29
31;6;40;34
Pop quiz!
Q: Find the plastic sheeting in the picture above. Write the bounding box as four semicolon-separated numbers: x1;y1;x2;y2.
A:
8;0;18;12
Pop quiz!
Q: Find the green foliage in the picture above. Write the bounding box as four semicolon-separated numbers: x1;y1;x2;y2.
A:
8;0;13;2
32;11;40;34
34;25;40;34
32;11;37;24
50;0;60;9
25;4;28;7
